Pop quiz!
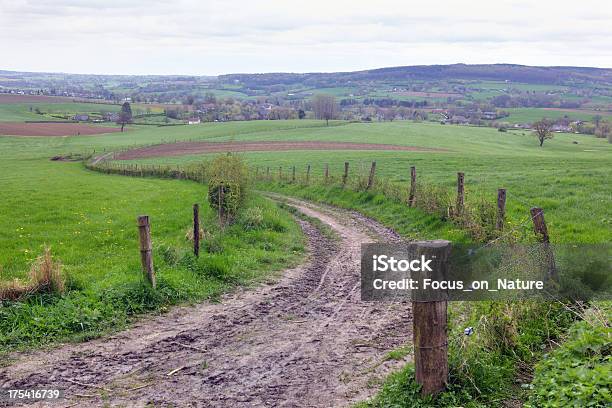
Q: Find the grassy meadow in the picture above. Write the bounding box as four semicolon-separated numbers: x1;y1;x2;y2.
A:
117;120;612;243
504;107;612;123
0;110;609;405
0;102;122;122
94;118;611;406
0;121;331;352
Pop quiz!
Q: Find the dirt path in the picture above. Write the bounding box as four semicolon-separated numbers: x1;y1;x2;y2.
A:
1;196;413;408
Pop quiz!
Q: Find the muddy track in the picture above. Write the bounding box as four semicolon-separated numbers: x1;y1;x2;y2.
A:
1;196;412;408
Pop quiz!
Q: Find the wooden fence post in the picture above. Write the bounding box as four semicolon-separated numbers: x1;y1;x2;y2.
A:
530;207;557;281
137;215;156;288
342;161;349;186
266;166;270;180
456;172;465;215
193;204;200;257
366;161;376;190
530;207;550;243
409;166;417;207
412;240;451;396
292;166;296;182
279;166;282;181
306;164;311;184
325;163;329;183
496;189;506;230
255;167;259;179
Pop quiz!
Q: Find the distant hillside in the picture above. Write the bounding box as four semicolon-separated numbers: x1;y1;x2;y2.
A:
2;64;611;108
219;64;612;88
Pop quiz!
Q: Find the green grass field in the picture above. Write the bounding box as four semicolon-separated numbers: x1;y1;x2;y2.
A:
114;121;611;243
0;102;122;122
83;119;609;407
467;80;569;92
0;113;609;405
0;121;333;351
504;107;612;123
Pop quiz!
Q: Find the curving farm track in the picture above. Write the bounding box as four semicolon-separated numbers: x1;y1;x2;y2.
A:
1;196;413;408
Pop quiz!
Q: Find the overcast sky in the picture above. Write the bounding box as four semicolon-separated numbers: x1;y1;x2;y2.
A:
1;0;611;75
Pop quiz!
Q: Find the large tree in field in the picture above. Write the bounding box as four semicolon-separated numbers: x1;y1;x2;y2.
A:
312;94;337;126
117;102;133;132
533;118;553;147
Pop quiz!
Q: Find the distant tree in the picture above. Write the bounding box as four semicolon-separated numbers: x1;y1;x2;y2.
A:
165;108;183;120
185;95;195;105
595;121;610;138
204;92;216;104
117;102;133;132
312;94;337;125
533;119;554;147
383;107;397;121
298;109;306;119
592;114;603;128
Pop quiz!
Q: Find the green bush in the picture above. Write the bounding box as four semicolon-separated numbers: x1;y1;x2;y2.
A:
526;307;611;408
207;154;249;224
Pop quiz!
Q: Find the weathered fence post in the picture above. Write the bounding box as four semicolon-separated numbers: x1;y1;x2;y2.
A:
530;207;550;243
324;163;329;183
279;166;282;181
306;164;311;184
193;204;200;257
292;166;296;182
456;172;465;215
496;189;507;230
255;167;259;179
412;240;451;396
266;166;270;180
408;166;417;207
137;215;156;288
366;161;376;190
530;207;557;281
342;161;349;186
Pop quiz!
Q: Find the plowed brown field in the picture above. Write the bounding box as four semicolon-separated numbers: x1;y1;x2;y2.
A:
0;122;122;136
116;140;443;159
0;94;73;103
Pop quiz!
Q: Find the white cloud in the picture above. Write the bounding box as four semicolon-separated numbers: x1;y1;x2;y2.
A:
0;0;610;74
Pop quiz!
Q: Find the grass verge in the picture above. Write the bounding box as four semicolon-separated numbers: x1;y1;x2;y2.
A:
0;190;305;354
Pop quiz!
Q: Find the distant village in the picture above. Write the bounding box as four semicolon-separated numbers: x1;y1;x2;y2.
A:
0;83;608;138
